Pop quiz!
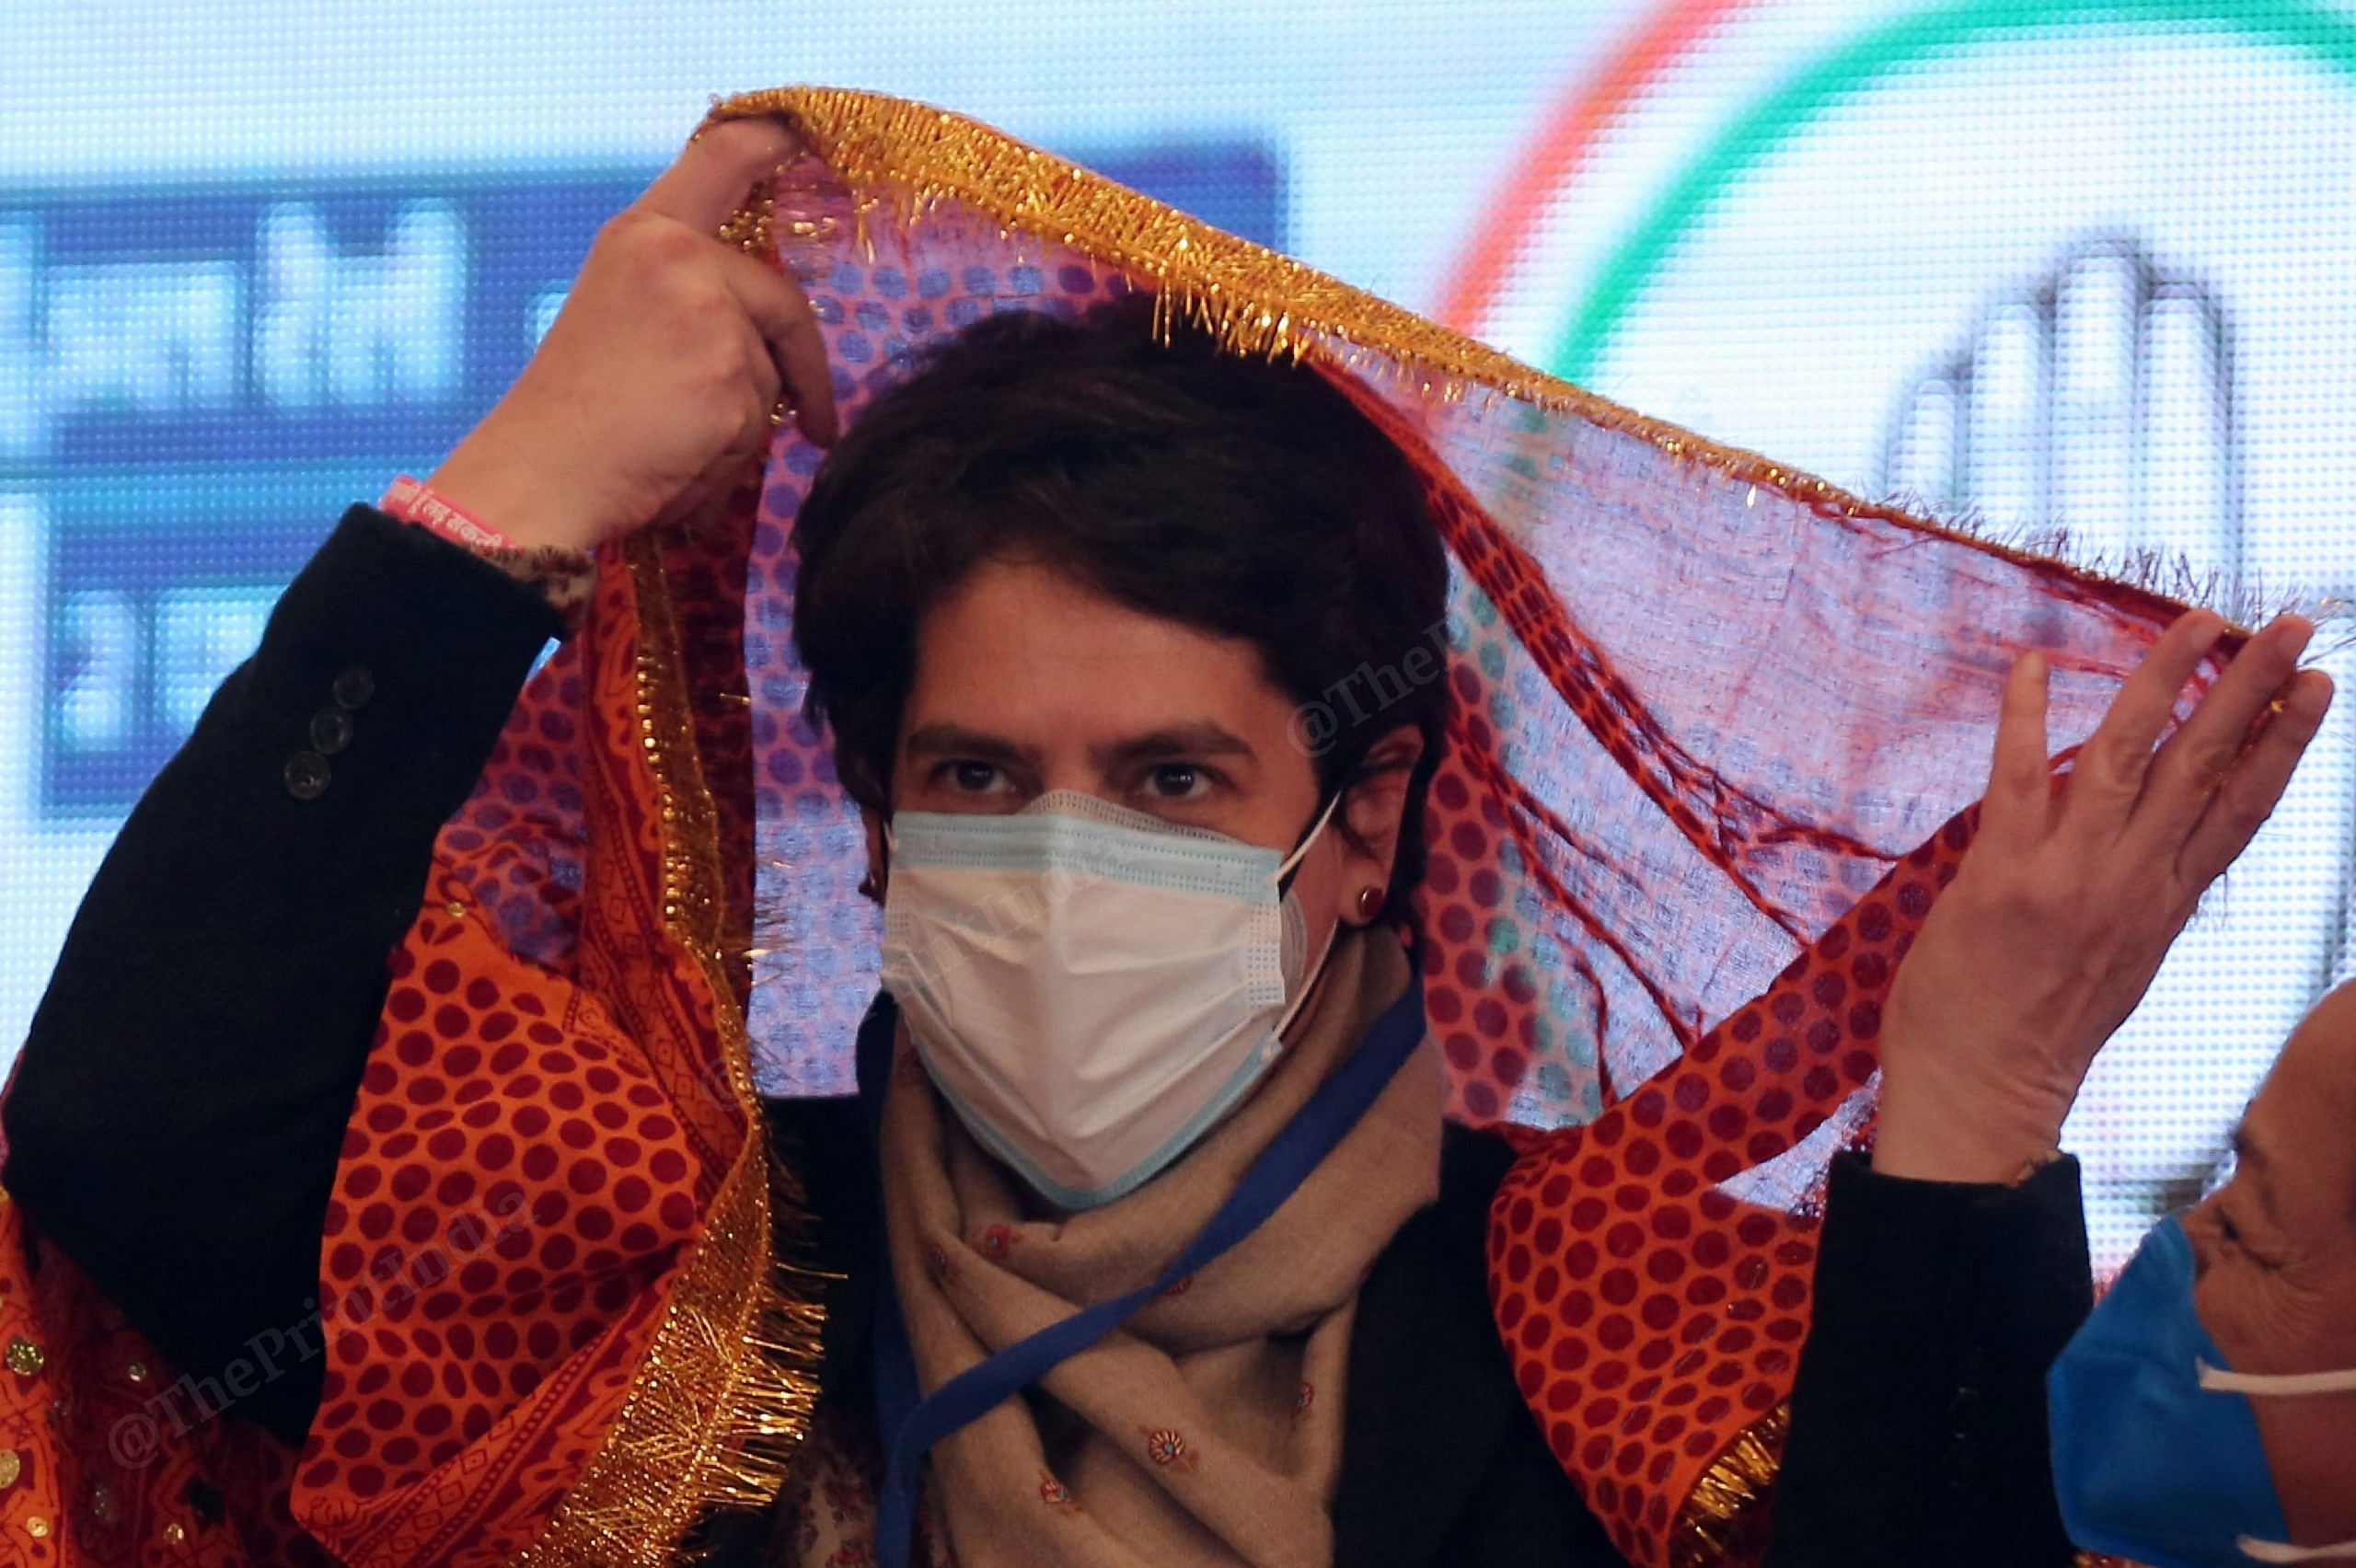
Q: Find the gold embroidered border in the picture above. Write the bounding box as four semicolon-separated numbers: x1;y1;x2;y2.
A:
508;535;828;1566
1672;1403;1787;1568
704;85;2265;631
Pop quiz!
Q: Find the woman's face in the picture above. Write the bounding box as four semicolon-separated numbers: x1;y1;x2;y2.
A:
2186;979;2356;1545
869;554;1423;946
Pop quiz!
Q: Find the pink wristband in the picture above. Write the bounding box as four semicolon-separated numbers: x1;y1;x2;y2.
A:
379;475;517;552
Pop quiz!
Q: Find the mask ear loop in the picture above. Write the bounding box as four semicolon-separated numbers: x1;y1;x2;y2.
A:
2235;1533;2356;1563
1274;790;1345;886
2200;1362;2356;1397
1268;791;1351;1043
865;815;896;904
2195;1362;2356;1563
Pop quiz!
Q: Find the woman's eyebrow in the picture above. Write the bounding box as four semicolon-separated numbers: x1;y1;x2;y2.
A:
1091;722;1258;769
903;722;1041;769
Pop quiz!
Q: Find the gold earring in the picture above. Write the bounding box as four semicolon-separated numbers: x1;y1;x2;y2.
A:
1355;885;1385;921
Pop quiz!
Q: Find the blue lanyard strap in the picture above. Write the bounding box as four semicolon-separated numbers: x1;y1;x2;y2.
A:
872;970;1427;1568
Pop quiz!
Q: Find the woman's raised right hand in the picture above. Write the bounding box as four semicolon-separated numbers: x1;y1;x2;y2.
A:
1875;608;2333;1185
426;116;839;554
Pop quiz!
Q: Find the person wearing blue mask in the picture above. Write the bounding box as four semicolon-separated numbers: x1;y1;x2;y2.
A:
2050;981;2356;1565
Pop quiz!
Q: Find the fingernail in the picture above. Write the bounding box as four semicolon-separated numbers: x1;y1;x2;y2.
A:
2293;670;2335;719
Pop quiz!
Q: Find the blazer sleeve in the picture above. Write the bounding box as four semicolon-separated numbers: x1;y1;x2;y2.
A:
1;503;561;1443
1761;1150;2092;1568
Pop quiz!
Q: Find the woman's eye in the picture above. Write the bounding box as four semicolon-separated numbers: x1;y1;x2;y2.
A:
1145;764;1207;800
945;761;1005;794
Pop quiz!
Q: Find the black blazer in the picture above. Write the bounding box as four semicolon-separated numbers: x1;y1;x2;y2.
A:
3;507;2094;1566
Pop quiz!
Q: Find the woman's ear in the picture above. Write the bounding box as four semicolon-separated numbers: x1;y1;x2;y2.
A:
1337;724;1426;909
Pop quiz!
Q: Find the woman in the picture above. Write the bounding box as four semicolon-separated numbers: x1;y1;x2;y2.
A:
0;102;2328;1567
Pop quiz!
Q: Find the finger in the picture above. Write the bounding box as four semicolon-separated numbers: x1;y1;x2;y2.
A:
635;116;803;236
697;357;781;508
731;313;785;422
714;321;786;470
724;395;779;475
1980;650;2055;850
2131;613;2315;842
714;247;839;444
2058;608;2227;832
2175;667;2334;888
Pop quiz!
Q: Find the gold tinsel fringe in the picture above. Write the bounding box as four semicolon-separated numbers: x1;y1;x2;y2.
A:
509;534;832;1566
675;1143;842;1528
1673;1403;1789;1568
695;86;2346;640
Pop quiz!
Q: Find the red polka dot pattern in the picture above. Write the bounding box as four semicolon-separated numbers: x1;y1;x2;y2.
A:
283;544;754;1566
288;884;713;1564
1486;813;1975;1567
441;643;591;975
0;1190;339;1566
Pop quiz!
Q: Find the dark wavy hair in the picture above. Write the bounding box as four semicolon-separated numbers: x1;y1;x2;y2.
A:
791;294;1452;906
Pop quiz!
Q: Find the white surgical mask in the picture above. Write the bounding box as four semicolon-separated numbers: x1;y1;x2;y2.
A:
878;790;1343;1209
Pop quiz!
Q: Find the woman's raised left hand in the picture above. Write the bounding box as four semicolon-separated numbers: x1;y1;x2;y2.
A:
1875;609;2335;1184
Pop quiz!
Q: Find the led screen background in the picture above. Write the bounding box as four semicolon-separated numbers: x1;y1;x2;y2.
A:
5;0;2351;1269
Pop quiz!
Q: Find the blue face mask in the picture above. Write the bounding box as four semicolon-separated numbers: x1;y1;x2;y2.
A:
2049;1216;2356;1566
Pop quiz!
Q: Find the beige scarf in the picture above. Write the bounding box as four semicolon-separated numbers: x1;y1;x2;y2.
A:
773;927;1444;1568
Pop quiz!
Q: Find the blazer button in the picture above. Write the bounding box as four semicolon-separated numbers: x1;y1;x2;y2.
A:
283;751;332;801
1943;1435;1980;1490
308;708;354;756
332;664;375;709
